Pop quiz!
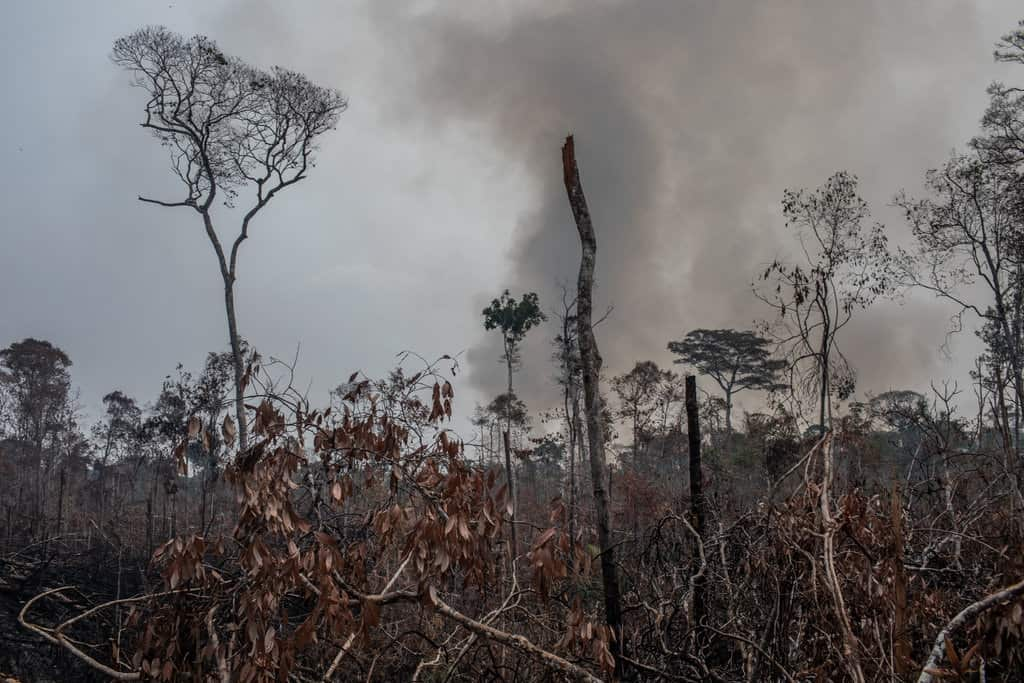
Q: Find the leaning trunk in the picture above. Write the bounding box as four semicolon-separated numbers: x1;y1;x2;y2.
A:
562;135;625;676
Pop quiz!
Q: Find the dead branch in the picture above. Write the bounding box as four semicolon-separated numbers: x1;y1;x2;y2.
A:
917;577;1024;683
429;585;601;683
324;555;411;680
19;586;141;681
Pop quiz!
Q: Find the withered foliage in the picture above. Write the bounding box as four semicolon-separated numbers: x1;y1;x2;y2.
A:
7;348;1022;682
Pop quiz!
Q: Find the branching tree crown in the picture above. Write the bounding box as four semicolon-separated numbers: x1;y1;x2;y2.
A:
757;171;892;429
112;27;347;212
482;290;547;371
972;19;1024;168
112;26;347;453
667;328;785;432
611;360;673;455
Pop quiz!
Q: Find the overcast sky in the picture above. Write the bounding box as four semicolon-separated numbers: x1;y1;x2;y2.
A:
1;1;1021;434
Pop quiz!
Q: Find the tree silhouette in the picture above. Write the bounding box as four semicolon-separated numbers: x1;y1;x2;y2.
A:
757;171;891;430
611;360;673;460
482;289;545;553
112;27;347;453
667;328;785;434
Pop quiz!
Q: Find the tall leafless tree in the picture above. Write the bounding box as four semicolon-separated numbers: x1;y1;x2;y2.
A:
112;27;347;452
562;135;625;676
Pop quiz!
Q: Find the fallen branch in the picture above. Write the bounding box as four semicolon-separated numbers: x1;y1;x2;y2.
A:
324;555;411;681
54;587;199;637
429;585;601;683
917;577;1024;683
19;586;141;681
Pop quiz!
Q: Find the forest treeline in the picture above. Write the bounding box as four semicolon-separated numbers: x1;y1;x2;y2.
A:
3;19;1024;683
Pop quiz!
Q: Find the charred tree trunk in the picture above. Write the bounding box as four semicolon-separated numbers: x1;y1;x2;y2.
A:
503;349;519;557
202;210;248;455
200;465;208;534
224;279;248;453
562;135;625;676
892;484;910;675
568;384;581;549
685;375;707;635
146;491;154;561
818;307;831;433
55;467;66;537
503;429;517;556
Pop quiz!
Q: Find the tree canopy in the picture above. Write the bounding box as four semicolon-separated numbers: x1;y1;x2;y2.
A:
667;328;785;431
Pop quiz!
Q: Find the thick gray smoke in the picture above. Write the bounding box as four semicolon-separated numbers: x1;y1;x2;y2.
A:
356;0;1018;415
3;1;1017;430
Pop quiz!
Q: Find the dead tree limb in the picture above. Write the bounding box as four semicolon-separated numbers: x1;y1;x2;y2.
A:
19;585;202;681
702;625;797;683
917;577;1024;683
429;586;601;683
324;555;411;680
19;586;141;681
562;134;626;676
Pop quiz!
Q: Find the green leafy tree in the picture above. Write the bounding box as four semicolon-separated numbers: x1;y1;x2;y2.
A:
482;289;545;551
667;329;786;434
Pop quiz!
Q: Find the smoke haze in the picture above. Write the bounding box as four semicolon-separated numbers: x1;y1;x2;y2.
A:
1;1;1020;428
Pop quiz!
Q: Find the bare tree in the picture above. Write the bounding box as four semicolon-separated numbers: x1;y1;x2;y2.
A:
757;172;891;431
897;154;1024;454
562;135;625;676
112;27;347;451
611;360;672;464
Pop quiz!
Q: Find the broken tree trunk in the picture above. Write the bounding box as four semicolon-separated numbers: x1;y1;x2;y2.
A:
562;134;625;677
684;376;707;636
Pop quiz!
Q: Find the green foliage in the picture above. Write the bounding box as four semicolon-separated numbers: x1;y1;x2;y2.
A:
482;290;546;348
